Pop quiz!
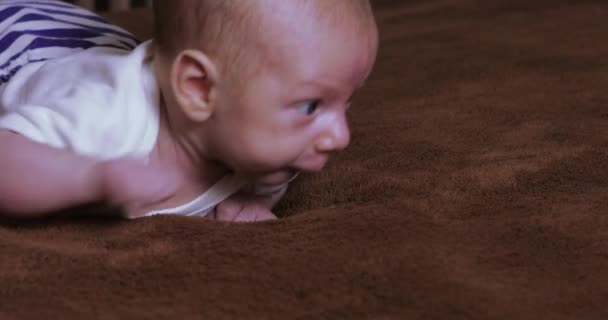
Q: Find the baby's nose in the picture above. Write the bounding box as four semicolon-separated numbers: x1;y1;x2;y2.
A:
316;114;350;153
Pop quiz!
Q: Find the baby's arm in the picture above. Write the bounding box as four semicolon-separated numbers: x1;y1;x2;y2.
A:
0;130;104;216
0;130;180;217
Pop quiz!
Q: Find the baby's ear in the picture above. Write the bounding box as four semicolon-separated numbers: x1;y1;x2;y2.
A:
170;49;219;122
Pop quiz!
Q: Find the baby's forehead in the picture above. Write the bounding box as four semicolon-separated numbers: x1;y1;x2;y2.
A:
267;33;376;92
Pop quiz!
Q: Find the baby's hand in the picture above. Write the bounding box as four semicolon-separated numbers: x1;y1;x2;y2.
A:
212;194;277;223
98;158;182;219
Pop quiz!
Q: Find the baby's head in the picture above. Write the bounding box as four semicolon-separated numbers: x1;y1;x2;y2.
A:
152;0;378;184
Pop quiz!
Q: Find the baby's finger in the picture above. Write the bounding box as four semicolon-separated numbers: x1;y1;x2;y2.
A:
231;205;275;223
253;209;277;222
215;200;243;222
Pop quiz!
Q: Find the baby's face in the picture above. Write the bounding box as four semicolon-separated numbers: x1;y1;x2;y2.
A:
209;9;378;184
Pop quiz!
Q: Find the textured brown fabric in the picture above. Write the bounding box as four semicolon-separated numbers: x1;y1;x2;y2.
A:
2;1;608;319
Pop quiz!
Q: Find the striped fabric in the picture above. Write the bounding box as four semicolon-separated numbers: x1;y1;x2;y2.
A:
0;0;138;85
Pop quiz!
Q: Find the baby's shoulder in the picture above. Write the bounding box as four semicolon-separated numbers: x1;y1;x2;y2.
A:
7;45;152;110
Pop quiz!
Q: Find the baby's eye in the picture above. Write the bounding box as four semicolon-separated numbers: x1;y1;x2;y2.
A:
297;100;321;116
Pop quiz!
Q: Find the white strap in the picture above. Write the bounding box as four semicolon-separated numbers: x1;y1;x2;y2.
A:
143;174;248;218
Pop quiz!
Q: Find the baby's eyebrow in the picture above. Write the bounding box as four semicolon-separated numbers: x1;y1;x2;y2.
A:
296;78;365;100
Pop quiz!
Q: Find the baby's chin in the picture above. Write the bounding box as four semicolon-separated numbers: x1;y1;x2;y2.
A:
255;169;299;186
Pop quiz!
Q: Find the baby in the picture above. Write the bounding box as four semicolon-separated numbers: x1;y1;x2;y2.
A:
0;0;378;221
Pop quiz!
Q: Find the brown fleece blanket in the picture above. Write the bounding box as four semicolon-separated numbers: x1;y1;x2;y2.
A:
2;1;608;319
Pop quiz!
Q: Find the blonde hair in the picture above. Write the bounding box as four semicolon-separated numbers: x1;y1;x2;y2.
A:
152;0;376;75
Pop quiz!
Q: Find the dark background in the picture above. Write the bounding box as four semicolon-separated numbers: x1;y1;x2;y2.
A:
64;0;148;11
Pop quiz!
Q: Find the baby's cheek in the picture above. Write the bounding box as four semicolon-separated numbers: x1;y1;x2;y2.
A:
254;139;297;166
231;138;278;169
233;130;303;170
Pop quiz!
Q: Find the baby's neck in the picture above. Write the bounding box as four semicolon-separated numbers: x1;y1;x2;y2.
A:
153;109;228;193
